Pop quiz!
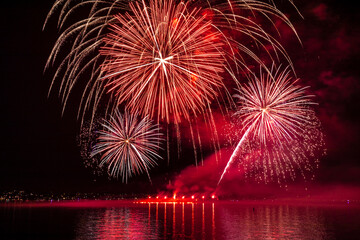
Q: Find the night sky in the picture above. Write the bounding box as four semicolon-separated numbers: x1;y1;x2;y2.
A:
0;0;359;195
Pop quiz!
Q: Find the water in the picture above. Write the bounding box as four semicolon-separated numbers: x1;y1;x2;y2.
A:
1;200;359;239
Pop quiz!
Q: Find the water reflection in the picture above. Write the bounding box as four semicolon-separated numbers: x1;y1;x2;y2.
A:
76;207;158;240
75;202;329;239
216;204;329;240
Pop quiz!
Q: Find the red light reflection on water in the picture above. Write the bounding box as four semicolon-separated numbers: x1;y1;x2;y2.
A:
96;208;150;239
83;201;342;239
3;199;358;239
131;201;216;239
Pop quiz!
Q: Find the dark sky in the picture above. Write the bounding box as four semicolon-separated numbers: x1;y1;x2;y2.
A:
0;0;359;194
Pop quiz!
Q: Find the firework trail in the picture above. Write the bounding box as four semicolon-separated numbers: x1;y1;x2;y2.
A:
91;110;163;183
44;0;300;166
218;126;252;185
218;66;325;185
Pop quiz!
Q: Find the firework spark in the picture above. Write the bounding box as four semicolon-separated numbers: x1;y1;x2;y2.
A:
78;118;106;177
91;110;163;183
218;66;325;184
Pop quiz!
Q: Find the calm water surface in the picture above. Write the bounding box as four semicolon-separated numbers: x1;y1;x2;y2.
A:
1;200;359;239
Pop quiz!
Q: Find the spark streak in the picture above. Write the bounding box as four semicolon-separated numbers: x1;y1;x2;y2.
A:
218;125;252;185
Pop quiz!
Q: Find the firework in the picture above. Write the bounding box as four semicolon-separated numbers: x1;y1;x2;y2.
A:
91;110;163;183
44;0;300;166
218;66;325;184
100;0;227;123
44;0;298;123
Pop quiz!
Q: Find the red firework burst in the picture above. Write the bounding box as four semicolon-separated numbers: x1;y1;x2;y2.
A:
100;0;225;123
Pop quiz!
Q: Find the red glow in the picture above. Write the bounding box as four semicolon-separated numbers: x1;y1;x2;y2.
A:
202;196;205;199
172;17;179;28
191;195;195;199
190;74;198;87
201;9;214;20
164;196;167;199
211;195;215;199
182;196;185;199
205;34;218;41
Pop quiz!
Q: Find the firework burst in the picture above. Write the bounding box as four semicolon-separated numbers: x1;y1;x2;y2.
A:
91;110;163;183
100;0;227;123
218;66;325;184
235;66;315;143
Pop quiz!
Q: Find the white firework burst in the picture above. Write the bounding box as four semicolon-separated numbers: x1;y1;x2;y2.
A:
91;110;163;183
